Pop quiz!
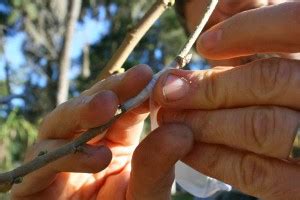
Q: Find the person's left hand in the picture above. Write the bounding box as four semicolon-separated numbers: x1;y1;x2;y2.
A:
154;2;300;200
11;65;194;200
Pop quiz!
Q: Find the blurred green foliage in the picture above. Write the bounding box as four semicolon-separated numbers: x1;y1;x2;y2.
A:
0;110;37;171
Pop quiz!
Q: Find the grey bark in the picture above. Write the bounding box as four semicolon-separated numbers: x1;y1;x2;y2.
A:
56;0;82;105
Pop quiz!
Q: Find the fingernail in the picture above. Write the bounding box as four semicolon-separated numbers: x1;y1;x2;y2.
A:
293;125;300;147
200;29;222;50
163;74;189;101
290;125;300;159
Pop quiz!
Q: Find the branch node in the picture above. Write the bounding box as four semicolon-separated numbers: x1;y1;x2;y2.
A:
73;145;84;154
162;0;175;7
175;54;193;68
37;150;48;157
13;177;23;184
112;67;125;75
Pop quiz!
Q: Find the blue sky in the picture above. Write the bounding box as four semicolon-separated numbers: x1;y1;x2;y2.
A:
0;5;116;106
0;12;109;76
0;5;114;94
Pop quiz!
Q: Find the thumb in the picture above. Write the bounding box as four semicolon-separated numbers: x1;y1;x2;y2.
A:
126;124;194;200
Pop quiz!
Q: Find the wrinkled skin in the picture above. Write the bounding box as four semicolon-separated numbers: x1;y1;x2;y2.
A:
11;1;300;200
154;1;300;199
11;65;194;200
184;0;299;66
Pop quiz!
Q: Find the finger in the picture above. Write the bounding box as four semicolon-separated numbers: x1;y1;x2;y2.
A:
12;140;112;196
159;106;300;159
218;0;269;15
153;58;300;110
126;124;194;200
213;0;270;25
184;0;270;33
84;64;153;102
183;143;300;200
39;90;118;139
88;100;150;146
197;2;300;59
103;75;152;146
105;106;149;146
40;65;153;139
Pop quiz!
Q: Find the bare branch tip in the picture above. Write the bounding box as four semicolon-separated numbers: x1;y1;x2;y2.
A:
162;0;175;7
37;150;48;157
175;54;193;68
13;177;23;184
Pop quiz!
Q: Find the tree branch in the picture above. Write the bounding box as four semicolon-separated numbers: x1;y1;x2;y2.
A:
81;44;91;78
56;0;82;105
177;0;218;60
0;113;122;192
0;0;218;192
24;17;57;59
98;0;175;80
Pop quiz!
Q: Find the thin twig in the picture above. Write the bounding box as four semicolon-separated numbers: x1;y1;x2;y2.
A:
0;113;122;191
178;0;218;60
98;0;175;80
0;0;218;192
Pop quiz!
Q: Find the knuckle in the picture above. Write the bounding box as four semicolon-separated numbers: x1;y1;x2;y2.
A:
203;145;222;172
244;107;297;157
133;124;193;167
159;110;186;125
75;95;97;129
202;70;222;108
160;110;208;142
238;154;270;193
249;58;291;101
244;107;277;151
160;125;193;155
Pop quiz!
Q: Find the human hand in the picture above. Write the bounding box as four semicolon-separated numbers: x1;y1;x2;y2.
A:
154;2;300;199
11;65;194;200
183;0;290;66
184;0;285;31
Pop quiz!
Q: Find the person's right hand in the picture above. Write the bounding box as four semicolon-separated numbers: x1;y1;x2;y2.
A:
184;0;292;67
154;2;300;199
185;0;286;31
